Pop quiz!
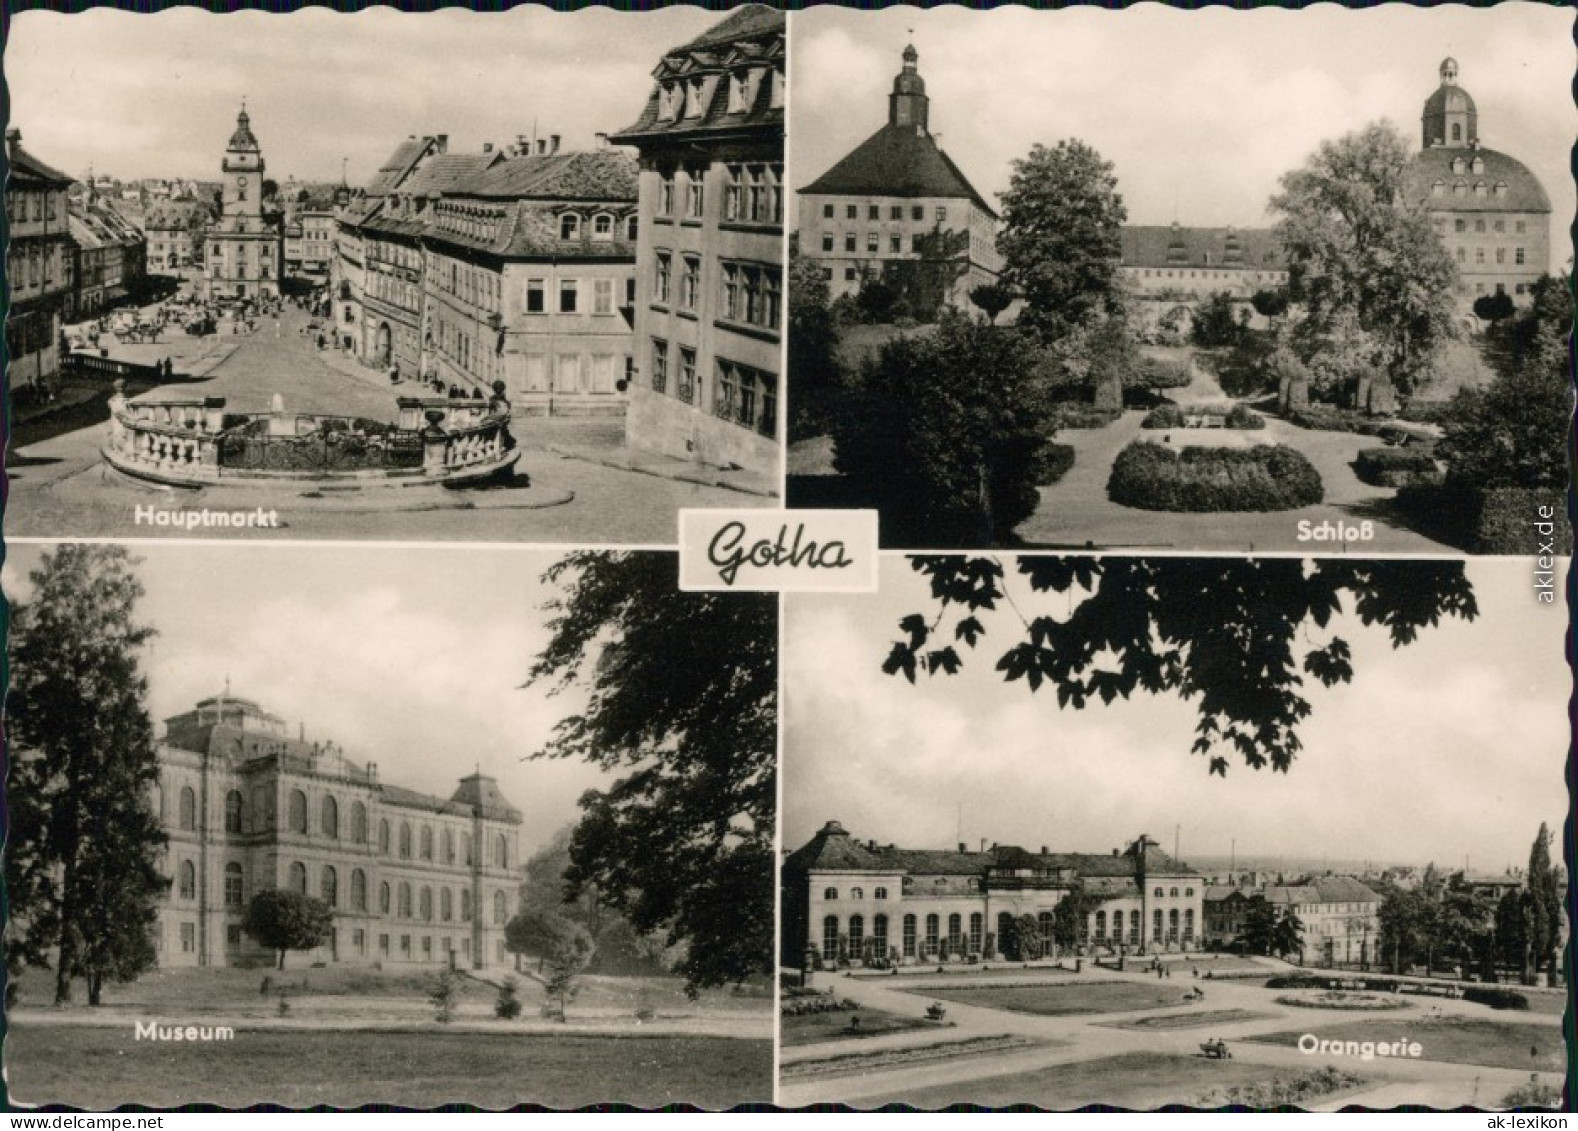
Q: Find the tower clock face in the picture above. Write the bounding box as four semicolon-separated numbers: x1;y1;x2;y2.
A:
237;176;248;187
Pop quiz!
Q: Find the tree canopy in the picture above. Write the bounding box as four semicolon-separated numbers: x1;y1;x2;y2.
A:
242;890;334;970
526;552;775;995
1270;122;1457;395
879;556;1477;774
997;139;1128;345
6;544;168;1005
787;244;843;442
831;312;1063;547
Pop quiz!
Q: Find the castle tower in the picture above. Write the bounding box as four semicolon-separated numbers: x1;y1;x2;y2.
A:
888;44;929;132
1422;57;1478;149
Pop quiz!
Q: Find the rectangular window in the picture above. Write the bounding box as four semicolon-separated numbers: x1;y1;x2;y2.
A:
868;204;880;221
525;278;545;313
821;233;834;253
1495;248;1506;265
936;206;947;223
1515;247;1526;265
654;252;671;304
1516;220;1527;234
844;233;856;253
556;353;582;393
845;204;857;220
559;279;578;313
686;170;705;219
822;203;833;220
401;935;412;955
594;278;614;315
890;205;903;221
658;173;675;218
866;232;879;253
890;234;902;254
681;257;700;311
590;354;617;394
678;347;696;404
181;923;196;953
650;338;668;394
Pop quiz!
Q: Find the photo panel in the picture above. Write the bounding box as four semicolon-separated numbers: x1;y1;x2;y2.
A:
5;4;785;547
785;4;1571;555
780;553;1567;1109
1;542;775;1109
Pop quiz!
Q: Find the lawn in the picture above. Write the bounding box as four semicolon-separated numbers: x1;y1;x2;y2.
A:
867;1051;1364;1110
1102;1008;1275;1032
780;1005;944;1048
1244;1017;1563;1073
5;1026;772;1109
903;981;1199;1017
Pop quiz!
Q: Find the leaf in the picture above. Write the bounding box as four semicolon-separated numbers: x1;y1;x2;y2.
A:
925;647;962;676
955;616;985;649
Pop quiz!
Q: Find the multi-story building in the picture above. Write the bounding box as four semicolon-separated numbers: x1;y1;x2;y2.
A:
1119;224;1288;334
202;106;283;302
1405;57;1551;306
144;199;216;274
782;820;1205;966
5;127;76;393
421;145;639;415
1202;876;1381;967
153;692;522;970
65;194;147;319
284;209;337;282
614;5;784;476
798;44;1002;308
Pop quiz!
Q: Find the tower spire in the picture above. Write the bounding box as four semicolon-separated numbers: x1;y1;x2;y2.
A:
889;41;929;133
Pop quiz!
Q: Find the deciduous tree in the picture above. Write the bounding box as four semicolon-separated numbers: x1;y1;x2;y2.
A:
242;890;334;971
6;544;168;1006
527;553;775;995
788;245;844;441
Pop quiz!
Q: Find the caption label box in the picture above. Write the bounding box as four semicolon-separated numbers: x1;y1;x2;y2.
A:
679;509;879;593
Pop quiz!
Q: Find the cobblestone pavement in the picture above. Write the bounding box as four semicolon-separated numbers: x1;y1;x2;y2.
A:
9;306;775;545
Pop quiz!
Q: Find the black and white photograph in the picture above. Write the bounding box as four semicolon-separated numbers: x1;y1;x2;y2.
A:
2;543;774;1107
786;4;1572;554
5;4;784;546
779;555;1567;1109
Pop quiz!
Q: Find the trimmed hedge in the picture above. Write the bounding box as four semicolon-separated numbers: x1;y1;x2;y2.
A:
1354;447;1441;488
1136;357;1194;390
1141;404;1187;429
1054;406;1123;430
1108;442;1324;513
780;995;860;1017
1463;986;1529;1011
1033;442;1076;485
1287;404;1392;436
1226;403;1266;430
1475;487;1572;555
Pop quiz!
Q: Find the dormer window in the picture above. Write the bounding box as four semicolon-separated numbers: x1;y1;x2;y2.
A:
659;83;682;122
770;65;785;110
1493;181;1508;199
685;78;706;119
728;70;751;114
592;213;614;240
560;213;581;241
1473;182;1487;199
1430;180;1445;197
1470;157;1484;174
1451;157;1466;175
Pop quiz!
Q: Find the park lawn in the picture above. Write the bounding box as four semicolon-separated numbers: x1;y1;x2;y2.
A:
1102;1008;1276;1032
14;967;492;1012
905;981;1198;1017
1244;1017;1563;1073
5;1026;771;1109
869;1051;1364;1110
780;1006;943;1048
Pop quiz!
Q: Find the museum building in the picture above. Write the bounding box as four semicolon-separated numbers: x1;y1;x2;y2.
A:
782;821;1206;965
153;692;522;970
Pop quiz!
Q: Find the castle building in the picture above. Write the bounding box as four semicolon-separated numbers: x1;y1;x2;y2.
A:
153;693;522;970
797;45;1002;307
202;106;282;301
1404;58;1551;306
613;5;785;476
5;127;76;392
1118;224;1289;336
782;821;1204;966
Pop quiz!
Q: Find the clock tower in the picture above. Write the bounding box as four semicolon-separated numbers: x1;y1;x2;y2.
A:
222;105;264;221
202;103;282;301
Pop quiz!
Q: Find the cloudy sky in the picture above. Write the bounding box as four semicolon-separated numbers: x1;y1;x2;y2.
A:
793;4;1573;266
2;542;630;860
5;6;722;183
784;557;1568;876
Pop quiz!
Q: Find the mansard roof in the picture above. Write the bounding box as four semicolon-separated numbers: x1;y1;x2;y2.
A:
451;150;637;203
1405;146;1551;214
1120;225;1286;271
7;137;74;187
801;124;996;219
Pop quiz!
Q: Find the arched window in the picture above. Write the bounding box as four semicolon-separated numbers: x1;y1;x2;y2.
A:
1152;908;1164;940
461;890;472;921
1095;909;1108;941
224;790;243;834
968;912;983;953
419;886;433;921
441;888;453;921
351;869;367;912
379;882;391;914
179;786;197;831
379;819;391;854
1154;887;1164;898
592;213;614;240
873;913;889;955
495;833;508;868
224;862;243;907
399;822;412;859
850;887;864;900
848;913;865;950
442;828;455;864
1471;156;1484;174
288;861;307;895
874;887;888;901
822;915;839;958
322;866;338;908
902;914;917;958
1039;911;1055;946
1184;908;1195;941
822;887;838;901
351;802;368;844
924;914;940;953
1169;887;1179;898
288;790;308;834
398;882;412;917
1451;123;1462;142
947;913;962;953
1430;179;1445;197
462;834;473;865
179;860;197;900
493;891;507;925
1185;887;1194;897
322;796;339;839
420;826;433;861
1168;908;1180;940
559;213;581;241
1112;909;1124;940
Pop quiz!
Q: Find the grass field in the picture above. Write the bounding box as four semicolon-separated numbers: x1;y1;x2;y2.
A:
868;1051;1364;1110
780;1005;943;1048
903;981;1199;1017
1245;1017;1563;1073
5;1026;771;1109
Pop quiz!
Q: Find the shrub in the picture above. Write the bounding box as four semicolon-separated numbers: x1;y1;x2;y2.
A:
1033;442;1076;485
1141;404;1187;430
1226;403;1265;430
780;996;860;1018
494;977;523;1020
1054;405;1122;430
1396;400;1454;425
1474;488;1572;556
1107;442;1324;513
1286;404;1390;435
1463;986;1531;1011
1354;447;1441;488
1136;357;1194;390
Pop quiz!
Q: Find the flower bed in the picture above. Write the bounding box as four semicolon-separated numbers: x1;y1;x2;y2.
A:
1107;442;1324;512
1353;447;1441;488
1274;991;1411;1011
780;995;860;1018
